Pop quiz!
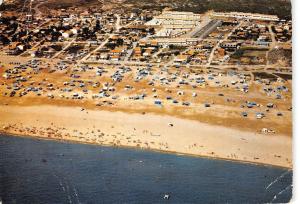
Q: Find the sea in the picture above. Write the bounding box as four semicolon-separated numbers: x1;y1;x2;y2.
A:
0;134;293;204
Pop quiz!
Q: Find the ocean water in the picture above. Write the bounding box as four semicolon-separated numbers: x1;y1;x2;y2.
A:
0;134;292;204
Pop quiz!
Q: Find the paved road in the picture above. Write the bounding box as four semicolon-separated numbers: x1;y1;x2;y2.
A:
207;22;243;66
52;38;76;59
33;0;44;18
80;14;136;62
186;14;212;38
80;35;113;61
115;14;121;32
80;57;291;72
268;24;277;49
124;42;137;61
190;20;222;39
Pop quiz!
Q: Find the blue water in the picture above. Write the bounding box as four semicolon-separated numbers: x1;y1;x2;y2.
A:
0;134;292;203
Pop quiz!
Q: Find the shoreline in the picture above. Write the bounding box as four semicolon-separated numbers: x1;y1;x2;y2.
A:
0;105;292;168
0;131;292;170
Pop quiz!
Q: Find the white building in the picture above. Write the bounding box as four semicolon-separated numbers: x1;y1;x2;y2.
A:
143;38;199;46
146;11;201;29
212;12;279;21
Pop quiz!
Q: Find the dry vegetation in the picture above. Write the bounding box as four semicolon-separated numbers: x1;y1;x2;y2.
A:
2;0;291;19
268;48;292;67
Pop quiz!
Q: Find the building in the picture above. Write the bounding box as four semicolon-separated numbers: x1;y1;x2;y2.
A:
174;54;190;63
141;38;199;47
212;12;279;21
146;11;201;29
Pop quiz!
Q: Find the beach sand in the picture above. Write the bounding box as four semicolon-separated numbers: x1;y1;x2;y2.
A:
0;105;292;168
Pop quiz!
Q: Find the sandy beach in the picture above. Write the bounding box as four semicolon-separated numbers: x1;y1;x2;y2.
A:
0;105;292;168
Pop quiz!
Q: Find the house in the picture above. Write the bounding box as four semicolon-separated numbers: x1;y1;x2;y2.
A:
220;42;239;49
133;47;142;57
111;55;120;61
110;49;123;56
174;55;190;63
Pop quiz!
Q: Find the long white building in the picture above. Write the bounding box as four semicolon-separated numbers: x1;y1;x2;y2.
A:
158;11;201;21
146;11;201;28
212;12;279;21
142;38;199;46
